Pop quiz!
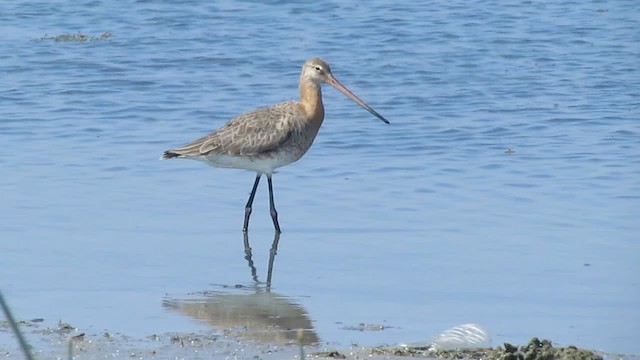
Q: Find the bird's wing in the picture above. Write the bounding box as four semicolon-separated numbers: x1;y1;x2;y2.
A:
167;102;299;157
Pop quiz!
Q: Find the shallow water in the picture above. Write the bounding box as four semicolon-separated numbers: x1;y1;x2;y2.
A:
1;0;639;356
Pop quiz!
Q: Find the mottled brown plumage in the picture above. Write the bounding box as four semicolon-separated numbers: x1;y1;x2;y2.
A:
162;57;389;232
162;102;311;174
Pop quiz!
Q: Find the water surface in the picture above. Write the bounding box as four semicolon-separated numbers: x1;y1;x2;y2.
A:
1;0;639;356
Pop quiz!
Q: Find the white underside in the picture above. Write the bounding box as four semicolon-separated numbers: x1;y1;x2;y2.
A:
190;154;296;175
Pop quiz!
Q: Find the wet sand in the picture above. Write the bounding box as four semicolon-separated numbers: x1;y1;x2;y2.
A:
0;319;626;360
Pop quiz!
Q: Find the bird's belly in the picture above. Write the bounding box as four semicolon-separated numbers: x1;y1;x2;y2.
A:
198;152;300;175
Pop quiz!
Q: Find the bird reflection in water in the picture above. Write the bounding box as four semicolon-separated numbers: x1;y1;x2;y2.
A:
243;231;280;288
163;232;319;345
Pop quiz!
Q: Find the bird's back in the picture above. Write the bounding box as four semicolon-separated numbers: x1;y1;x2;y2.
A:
162;101;321;174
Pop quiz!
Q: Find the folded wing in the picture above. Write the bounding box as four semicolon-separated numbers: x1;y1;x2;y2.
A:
163;102;299;159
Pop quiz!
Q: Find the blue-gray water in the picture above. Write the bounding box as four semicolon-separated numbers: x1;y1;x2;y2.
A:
1;0;639;356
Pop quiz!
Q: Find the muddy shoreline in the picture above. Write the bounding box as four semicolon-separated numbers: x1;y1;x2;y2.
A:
1;319;628;360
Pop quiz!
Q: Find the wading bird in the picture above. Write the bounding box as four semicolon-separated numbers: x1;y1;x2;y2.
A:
162;58;389;233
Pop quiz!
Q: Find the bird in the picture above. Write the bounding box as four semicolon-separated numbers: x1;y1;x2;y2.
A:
162;57;389;233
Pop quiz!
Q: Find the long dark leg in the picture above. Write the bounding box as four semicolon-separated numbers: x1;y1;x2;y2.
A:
243;173;261;232
266;174;281;233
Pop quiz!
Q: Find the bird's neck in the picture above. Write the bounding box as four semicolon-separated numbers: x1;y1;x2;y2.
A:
299;81;324;124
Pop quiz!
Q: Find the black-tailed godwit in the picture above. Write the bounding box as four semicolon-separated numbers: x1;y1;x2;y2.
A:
162;58;389;233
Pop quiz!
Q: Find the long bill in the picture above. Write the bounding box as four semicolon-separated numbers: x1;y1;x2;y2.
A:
326;75;390;124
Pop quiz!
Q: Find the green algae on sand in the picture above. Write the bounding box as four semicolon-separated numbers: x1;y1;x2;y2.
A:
361;337;603;360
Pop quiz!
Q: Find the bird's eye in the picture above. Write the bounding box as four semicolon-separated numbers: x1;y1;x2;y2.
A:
314;65;322;72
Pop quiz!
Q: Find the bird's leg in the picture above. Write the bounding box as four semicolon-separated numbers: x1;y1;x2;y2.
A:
243;174;262;232
266;174;281;233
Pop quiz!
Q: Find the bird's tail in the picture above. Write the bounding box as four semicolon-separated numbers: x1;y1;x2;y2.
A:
161;150;182;160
